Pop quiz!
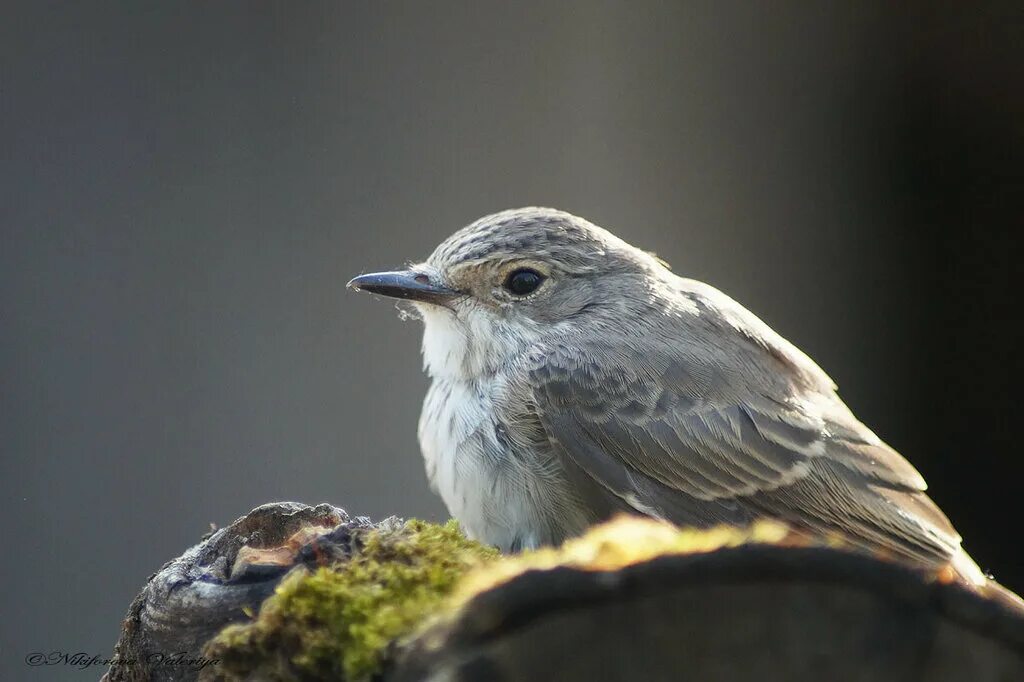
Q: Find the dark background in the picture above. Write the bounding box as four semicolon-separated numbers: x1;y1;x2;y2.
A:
1;3;1021;679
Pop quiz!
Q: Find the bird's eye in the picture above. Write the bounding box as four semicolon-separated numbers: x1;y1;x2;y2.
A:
503;268;545;296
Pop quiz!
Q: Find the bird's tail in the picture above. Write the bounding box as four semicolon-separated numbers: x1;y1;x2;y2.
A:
952;549;1024;613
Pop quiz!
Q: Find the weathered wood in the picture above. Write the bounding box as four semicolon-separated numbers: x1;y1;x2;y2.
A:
393;546;1024;681
105;502;1024;681
102;502;390;682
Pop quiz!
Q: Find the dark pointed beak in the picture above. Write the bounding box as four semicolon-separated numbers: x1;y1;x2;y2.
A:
347;270;458;306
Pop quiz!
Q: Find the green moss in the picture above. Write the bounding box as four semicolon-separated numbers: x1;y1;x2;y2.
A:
203;516;798;681
203;519;498;681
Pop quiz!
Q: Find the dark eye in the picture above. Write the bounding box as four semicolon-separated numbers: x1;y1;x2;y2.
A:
503;268;545;296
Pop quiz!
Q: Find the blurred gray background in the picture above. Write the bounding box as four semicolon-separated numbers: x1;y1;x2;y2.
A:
2;3;1021;679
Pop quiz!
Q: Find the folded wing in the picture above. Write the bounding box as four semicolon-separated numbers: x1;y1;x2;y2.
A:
528;335;960;569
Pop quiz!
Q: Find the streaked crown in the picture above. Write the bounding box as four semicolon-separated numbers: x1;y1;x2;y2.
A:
427;207;643;275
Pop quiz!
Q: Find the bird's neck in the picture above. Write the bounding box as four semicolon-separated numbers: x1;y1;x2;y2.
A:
419;307;474;379
419;307;540;381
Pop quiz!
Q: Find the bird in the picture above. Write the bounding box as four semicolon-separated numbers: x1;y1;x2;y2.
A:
348;206;1002;593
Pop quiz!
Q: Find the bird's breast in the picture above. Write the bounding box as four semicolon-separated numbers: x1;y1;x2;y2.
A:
418;376;581;551
419;378;493;496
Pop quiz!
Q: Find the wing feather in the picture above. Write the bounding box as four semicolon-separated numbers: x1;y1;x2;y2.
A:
528;336;960;568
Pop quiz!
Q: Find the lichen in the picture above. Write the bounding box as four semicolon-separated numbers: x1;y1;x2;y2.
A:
451;515;795;609
202;519;498;682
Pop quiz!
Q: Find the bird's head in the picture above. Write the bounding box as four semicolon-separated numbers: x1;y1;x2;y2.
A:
348;207;667;379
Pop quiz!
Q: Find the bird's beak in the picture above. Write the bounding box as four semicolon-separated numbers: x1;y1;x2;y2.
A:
347;270;459;306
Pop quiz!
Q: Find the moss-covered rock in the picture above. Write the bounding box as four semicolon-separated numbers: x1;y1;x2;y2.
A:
202;519;498;681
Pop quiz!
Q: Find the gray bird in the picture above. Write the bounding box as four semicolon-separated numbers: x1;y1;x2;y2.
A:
349;206;989;587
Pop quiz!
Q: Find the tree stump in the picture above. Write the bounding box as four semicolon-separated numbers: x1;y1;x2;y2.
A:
104;502;1024;681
